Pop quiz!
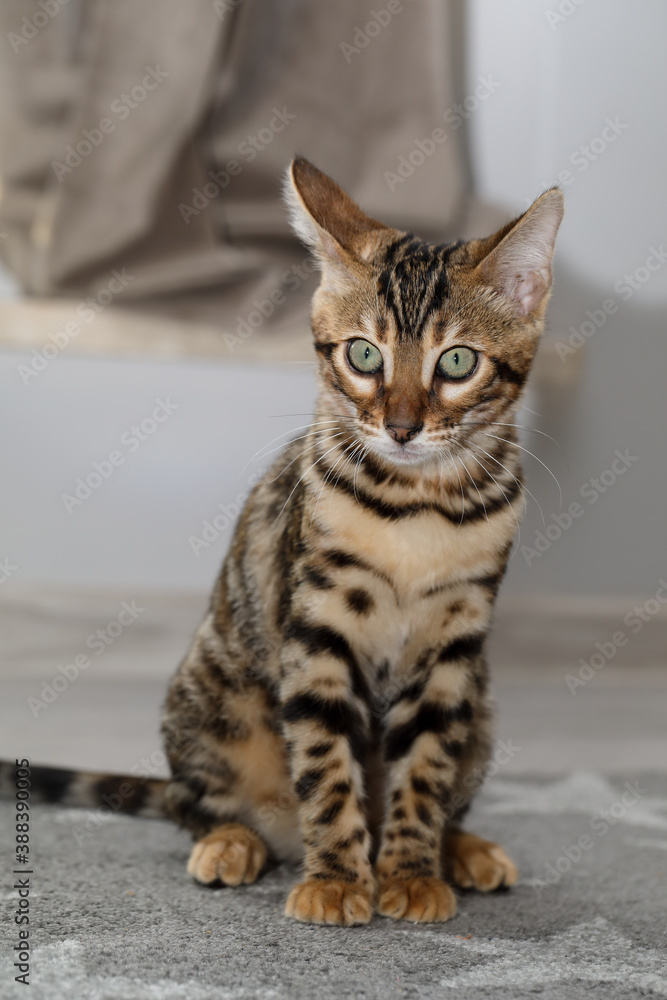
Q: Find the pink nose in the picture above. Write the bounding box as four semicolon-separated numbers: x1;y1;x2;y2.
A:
385;422;423;444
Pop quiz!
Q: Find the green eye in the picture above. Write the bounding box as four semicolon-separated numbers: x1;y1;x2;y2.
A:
437;346;477;379
347;339;383;374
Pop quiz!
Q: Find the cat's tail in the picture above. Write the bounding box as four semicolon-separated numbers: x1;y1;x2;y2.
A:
1;760;168;818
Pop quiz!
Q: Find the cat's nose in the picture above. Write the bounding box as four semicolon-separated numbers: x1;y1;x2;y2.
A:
385;422;423;444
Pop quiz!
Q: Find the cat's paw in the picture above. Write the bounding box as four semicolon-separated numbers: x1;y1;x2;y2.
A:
187;823;267;886
446;831;518;891
285;880;373;926
377;877;456;923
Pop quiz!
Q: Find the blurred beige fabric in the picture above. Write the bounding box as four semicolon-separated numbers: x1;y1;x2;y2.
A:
0;0;489;356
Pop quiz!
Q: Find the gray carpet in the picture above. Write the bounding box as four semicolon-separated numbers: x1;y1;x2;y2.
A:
2;771;666;1000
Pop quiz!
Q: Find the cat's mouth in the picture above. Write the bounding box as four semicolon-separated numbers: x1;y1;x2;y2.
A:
353;421;464;471
367;427;475;473
368;437;435;468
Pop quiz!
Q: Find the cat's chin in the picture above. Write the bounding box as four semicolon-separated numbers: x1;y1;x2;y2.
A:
369;442;434;470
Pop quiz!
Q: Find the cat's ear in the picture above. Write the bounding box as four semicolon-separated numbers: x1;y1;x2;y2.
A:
475;189;564;317
284;157;387;287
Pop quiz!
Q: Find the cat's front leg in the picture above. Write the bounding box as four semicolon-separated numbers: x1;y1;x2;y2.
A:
375;661;478;923
280;636;374;926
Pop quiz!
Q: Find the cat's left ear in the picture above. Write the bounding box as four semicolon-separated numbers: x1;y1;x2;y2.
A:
284;157;387;287
475;189;564;317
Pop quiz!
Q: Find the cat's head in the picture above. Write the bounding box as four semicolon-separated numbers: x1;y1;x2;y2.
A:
285;157;563;471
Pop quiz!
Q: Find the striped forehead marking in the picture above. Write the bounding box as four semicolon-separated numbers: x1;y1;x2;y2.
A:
375;235;464;342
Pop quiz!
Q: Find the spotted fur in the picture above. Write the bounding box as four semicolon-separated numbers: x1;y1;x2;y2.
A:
159;159;563;925
2;159;561;926
0;762;166;816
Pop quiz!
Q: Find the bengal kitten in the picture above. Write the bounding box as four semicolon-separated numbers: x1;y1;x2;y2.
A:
162;158;564;925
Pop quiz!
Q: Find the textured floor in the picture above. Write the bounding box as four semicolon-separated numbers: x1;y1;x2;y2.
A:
1;587;666;998
1;773;666;1000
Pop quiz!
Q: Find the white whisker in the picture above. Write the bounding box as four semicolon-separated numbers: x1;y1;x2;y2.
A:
272;434;349;524
311;436;358;520
246;426;338;472
455;452;489;525
466;420;569;467
352;442;371;504
483;432;563;507
269;430;346;486
518;401;543;419
328;441;364;514
241;420;341;475
443;445;466;529
459;444;523;546
468;440;544;526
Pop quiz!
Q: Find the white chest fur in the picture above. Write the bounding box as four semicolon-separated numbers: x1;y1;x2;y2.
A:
314;491;513;678
322;489;514;598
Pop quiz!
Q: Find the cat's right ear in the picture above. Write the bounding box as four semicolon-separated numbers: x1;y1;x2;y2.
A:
474;189;564;318
284;157;387;289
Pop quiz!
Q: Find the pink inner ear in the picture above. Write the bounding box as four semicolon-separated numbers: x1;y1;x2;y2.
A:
512;269;549;316
320;229;345;266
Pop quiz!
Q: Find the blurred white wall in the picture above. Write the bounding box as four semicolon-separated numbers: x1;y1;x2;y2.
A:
0;352;316;593
467;0;667;299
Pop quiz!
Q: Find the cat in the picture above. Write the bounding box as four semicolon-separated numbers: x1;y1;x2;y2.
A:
159;157;563;925
2;157;563;927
